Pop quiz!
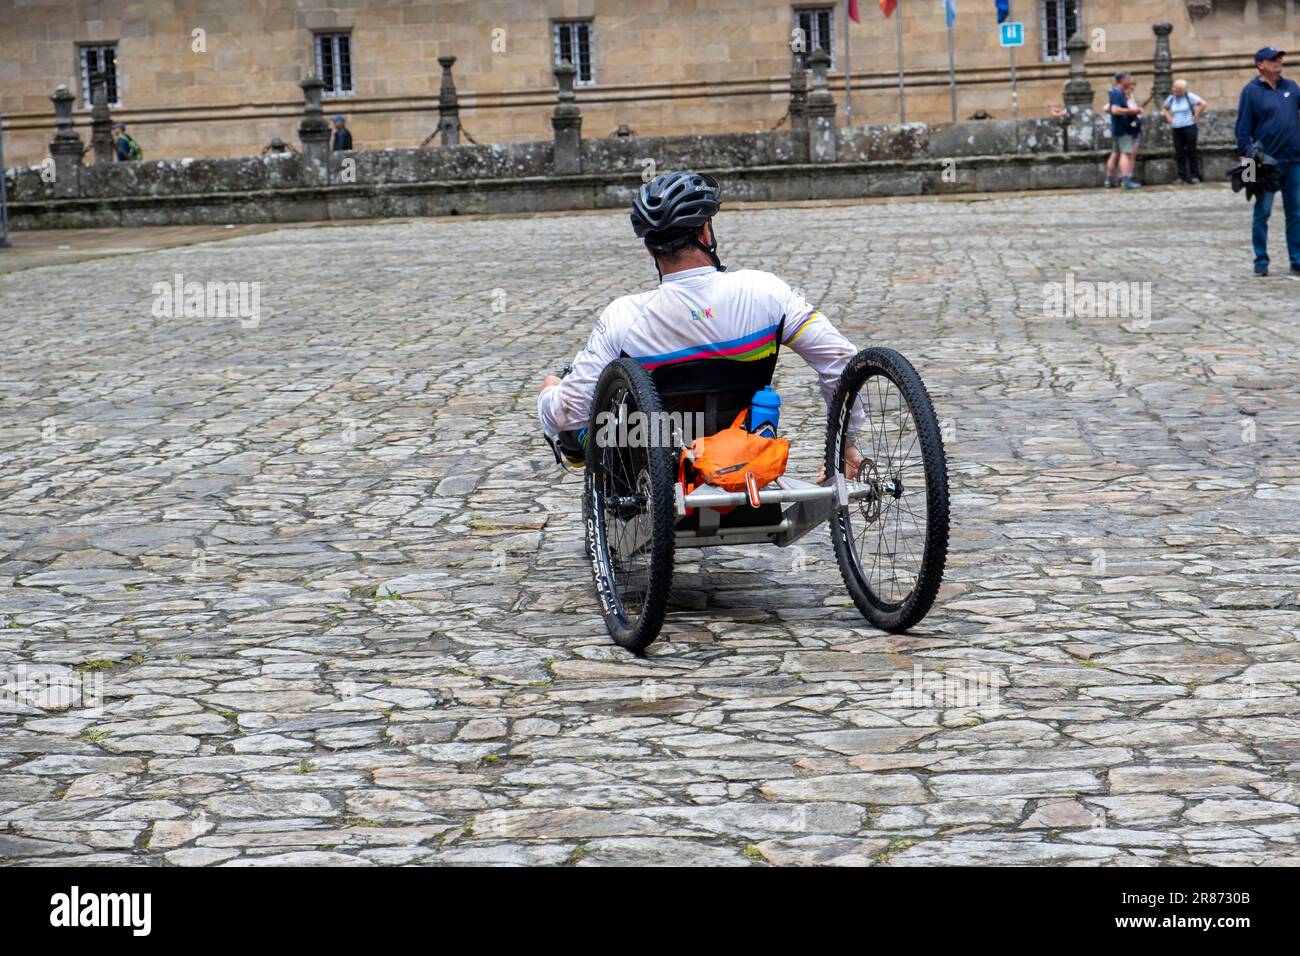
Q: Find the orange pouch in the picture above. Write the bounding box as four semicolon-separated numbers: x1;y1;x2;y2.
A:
683;410;790;494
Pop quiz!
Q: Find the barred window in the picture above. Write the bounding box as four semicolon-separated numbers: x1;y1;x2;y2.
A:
794;6;835;70
1042;0;1082;62
315;32;354;96
554;20;595;85
80;44;121;108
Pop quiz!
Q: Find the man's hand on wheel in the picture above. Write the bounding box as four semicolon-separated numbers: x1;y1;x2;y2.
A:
844;445;864;480
818;445;864;484
539;374;562;394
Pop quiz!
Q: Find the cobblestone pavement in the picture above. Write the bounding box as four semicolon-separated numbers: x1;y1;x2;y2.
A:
2;186;1298;867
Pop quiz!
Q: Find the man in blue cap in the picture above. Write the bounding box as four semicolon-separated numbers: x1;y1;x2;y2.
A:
331;115;353;151
1235;47;1300;276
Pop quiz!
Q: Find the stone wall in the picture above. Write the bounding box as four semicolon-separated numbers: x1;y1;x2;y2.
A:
0;0;1288;167
4;111;1244;230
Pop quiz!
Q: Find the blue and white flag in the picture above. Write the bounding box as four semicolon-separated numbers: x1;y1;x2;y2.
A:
944;0;956;27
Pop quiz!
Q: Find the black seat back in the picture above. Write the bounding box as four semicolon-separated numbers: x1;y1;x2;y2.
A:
635;326;785;531
650;352;784;532
637;317;784;439
649;354;778;438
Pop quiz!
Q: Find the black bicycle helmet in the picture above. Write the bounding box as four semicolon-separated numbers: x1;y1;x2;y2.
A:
630;171;725;273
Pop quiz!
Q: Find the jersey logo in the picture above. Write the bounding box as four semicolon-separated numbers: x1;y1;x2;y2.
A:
689;308;714;322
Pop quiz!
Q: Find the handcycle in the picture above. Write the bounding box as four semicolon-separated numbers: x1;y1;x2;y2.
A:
553;344;949;652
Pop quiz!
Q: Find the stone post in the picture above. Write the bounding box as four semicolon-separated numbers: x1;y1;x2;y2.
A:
298;75;331;184
49;85;84;197
1152;22;1174;104
805;49;837;163
551;60;582;175
788;51;808;131
1059;34;1098;152
89;71;115;165
437;55;461;146
1062;34;1094;110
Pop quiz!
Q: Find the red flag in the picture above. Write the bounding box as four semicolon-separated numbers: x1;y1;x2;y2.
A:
880;0;897;15
848;0;861;22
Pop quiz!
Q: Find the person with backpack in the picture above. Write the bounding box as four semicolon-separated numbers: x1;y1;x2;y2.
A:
111;123;143;161
1161;79;1207;184
1104;72;1143;189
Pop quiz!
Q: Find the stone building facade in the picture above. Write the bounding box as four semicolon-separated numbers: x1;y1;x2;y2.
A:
1;0;1296;168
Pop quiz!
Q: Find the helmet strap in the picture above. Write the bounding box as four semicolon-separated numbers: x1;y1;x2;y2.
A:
649;224;725;282
690;223;726;272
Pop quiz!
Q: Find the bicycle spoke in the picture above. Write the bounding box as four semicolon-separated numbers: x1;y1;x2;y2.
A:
841;370;928;608
594;389;656;622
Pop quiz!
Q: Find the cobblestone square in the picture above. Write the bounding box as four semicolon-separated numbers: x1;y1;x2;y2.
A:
2;186;1298;866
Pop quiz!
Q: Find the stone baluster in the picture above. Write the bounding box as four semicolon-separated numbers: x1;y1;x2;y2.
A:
1062;34;1094;110
789;51;808;131
89;71;115;165
805;49;837;163
49;85;84;197
1152;23;1174;105
551;60;582;175
1059;34;1098;152
437;56;461;146
298;75;331;184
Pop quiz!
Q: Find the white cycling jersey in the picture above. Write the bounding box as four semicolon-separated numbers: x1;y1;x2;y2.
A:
538;266;859;439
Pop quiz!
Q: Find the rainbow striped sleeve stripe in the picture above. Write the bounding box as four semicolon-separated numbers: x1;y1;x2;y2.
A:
783;308;822;345
633;323;780;371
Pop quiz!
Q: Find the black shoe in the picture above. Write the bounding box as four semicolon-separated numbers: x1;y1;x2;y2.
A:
557;428;588;467
1290;264;1300;276
1255;268;1269;277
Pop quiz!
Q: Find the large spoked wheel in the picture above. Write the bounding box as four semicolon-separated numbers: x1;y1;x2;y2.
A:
583;358;676;652
826;347;949;632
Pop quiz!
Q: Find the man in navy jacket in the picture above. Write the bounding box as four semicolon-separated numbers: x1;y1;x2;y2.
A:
331;115;353;152
1235;47;1300;275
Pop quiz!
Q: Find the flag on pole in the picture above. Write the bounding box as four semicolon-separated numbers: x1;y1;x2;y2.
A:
886;0;905;122
845;1;857;124
944;0;958;122
995;0;1008;23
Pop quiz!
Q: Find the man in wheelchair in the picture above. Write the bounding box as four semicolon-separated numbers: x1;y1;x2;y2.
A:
537;170;862;480
535;172;948;651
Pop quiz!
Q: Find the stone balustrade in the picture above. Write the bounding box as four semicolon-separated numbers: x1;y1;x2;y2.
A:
4;24;1241;230
5;105;1243;230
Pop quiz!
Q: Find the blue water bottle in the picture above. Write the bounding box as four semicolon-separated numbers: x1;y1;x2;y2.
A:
750;386;781;438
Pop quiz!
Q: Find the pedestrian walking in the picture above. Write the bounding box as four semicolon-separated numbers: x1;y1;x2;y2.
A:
111;122;143;161
1162;79;1207;183
331;115;353;151
1234;47;1300;276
